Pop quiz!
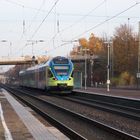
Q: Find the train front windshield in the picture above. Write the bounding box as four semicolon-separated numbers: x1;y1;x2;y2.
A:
53;66;69;76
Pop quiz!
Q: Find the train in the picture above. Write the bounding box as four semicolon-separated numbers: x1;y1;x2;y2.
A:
19;56;74;93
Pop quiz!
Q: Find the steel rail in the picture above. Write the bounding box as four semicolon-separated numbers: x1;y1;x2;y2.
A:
61;95;140;121
73;91;140;109
1;85;86;140
3;86;140;140
72;91;140;112
6;86;140;120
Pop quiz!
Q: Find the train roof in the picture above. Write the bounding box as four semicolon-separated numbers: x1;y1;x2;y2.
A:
19;56;72;74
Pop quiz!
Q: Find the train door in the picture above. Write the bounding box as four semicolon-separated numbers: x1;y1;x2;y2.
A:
46;67;53;89
46;67;50;88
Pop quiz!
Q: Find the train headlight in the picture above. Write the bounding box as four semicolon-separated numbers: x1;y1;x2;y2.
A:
53;77;57;80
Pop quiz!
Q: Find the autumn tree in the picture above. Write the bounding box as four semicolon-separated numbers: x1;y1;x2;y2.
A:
70;34;107;86
113;24;138;76
79;38;88;48
70;33;103;56
88;33;103;55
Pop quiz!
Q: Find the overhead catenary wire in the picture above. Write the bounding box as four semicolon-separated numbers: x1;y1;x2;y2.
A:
5;0;46;56
59;0;106;34
46;1;140;54
17;0;46;47
5;0;24;7
26;0;46;34
45;0;106;51
5;0;140;57
30;0;60;39
4;0;47;13
44;42;71;54
72;1;140;40
13;0;59;56
16;5;25;48
3;0;140;20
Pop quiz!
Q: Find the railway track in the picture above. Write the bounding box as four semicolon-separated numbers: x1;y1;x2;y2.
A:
1;85;139;140
63;91;140;121
72;90;140;111
21;87;140;121
2;85;85;140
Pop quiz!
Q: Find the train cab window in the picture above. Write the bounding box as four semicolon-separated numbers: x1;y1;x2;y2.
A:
48;69;53;77
53;66;69;76
55;70;68;76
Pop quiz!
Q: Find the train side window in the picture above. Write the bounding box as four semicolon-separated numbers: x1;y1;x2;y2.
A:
39;71;45;81
48;69;53;77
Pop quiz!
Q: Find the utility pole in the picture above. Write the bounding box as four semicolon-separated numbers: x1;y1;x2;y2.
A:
138;22;140;73
137;21;140;88
85;49;87;90
82;48;89;90
107;43;110;92
27;40;45;56
104;40;111;92
90;57;94;87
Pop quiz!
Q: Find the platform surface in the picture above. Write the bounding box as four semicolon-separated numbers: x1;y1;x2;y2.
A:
0;88;69;140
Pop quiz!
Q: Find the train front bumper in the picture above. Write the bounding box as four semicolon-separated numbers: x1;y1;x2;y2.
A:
48;78;73;90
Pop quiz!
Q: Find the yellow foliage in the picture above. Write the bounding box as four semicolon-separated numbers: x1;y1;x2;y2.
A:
78;38;88;48
70;33;103;56
88;33;102;54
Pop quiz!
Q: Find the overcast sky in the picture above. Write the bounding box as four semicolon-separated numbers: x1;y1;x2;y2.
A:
0;0;140;59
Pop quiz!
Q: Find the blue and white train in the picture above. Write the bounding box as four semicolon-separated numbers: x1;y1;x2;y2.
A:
19;56;74;93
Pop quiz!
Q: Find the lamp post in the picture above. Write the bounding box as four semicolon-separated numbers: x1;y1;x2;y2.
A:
26;40;45;55
104;39;112;92
107;43;110;92
90;55;94;87
82;48;89;90
137;21;140;88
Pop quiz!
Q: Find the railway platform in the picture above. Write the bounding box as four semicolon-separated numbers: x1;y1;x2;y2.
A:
74;87;140;99
0;88;69;140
